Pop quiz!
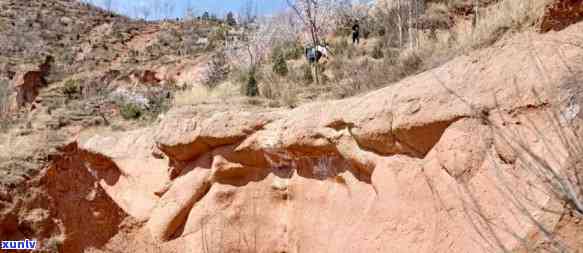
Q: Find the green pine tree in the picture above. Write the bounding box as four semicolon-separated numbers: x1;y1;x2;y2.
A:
202;11;210;20
226;12;237;26
246;70;258;97
272;53;289;76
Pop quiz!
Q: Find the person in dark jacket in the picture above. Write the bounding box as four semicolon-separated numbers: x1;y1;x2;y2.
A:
352;21;360;45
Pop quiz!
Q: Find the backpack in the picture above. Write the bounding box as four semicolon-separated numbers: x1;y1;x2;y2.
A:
307;48;318;62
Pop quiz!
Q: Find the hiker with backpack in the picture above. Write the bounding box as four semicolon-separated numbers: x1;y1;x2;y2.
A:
305;43;330;64
305;46;321;64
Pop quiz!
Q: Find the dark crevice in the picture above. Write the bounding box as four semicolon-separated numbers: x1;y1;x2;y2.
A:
168;181;212;241
391;116;468;158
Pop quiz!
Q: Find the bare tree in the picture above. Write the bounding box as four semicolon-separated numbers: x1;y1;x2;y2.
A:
103;0;112;12
162;0;175;19
139;5;151;20
407;0;415;49
286;0;340;84
202;11;210;21
240;0;258;26
226;12;237;26
184;6;198;21
373;0;423;49
0;79;9;119
152;0;162;20
287;0;318;83
397;0;404;47
472;0;480;43
287;0;320;47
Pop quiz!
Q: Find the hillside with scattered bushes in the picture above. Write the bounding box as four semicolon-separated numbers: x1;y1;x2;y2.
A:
1;0;583;252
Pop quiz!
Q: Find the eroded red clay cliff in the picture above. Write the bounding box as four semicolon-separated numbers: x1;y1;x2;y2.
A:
49;21;583;252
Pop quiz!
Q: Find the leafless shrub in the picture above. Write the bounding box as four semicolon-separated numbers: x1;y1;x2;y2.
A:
45;233;66;252
333;58;390;98
428;57;583;251
259;80;298;108
174;81;237;106
458;0;550;50
180;23;206;55
286;0;343;44
205;50;230;88
0;79;17;132
215;0;553;105
228;11;302;69
372;0;424;49
0;79;9;116
62;79;81;100
322;0;550;98
330;37;352;56
463;105;583;252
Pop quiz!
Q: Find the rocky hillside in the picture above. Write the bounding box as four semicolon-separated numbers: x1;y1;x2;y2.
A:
1;0;583;252
0;0;218;122
0;0;215;77
0;0;129;64
0;1;223;251
20;20;583;252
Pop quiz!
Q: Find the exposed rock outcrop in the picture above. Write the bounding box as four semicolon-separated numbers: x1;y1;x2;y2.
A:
134;70;161;85
540;0;583;32
9;56;53;110
0;142;126;252
54;22;583;252
10;70;45;110
79;128;171;221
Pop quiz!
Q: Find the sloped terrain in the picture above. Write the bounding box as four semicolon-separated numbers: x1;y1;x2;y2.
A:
2;0;583;252
0;1;215;251
12;21;582;252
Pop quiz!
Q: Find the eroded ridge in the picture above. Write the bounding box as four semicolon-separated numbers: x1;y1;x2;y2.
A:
45;21;583;252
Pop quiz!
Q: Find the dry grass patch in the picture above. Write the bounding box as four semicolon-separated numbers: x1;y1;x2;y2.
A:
332;0;552;97
0;79;8;114
458;0;551;49
45;233;66;252
174;81;239;106
0;79;16;131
